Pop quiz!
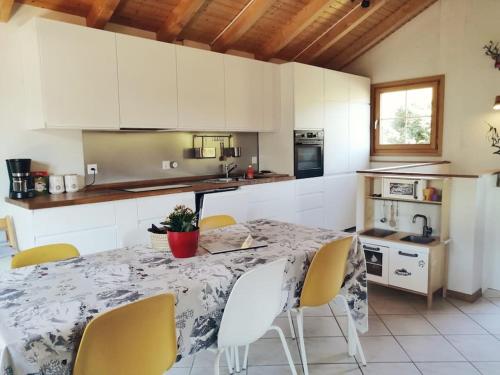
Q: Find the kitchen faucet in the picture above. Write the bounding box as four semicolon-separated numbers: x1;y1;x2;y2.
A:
223;162;237;179
412;214;433;237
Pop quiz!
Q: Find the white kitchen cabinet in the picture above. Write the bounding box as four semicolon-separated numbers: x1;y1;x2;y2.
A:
35;227;118;256
323;174;357;230
116;35;178;129
324;70;350;102
244;181;296;222
295;177;325;228
200;189;249;223
324;102;350;174
348;103;370;171
349;74;371;104
176;46;226;130
388;245;429;294
21;18;120;129
262;63;281;132
224;55;263;131
293;63;324;130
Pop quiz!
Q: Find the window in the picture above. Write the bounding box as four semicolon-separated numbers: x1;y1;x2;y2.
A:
371;75;444;156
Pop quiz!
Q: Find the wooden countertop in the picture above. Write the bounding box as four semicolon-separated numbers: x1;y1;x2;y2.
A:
5;175;295;210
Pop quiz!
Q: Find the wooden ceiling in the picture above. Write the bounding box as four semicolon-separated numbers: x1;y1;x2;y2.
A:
3;0;437;69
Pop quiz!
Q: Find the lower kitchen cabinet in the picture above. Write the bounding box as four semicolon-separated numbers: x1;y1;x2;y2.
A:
200;189;249;223
360;236;447;307
244;181;296;222
323;173;357;231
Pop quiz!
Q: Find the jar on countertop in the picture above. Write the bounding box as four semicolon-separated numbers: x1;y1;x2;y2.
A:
32;171;49;195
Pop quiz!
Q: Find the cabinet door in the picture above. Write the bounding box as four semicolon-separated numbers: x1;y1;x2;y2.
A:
201;189;249;223
37;19;119;129
325;69;350;102
176;46;225;130
324;101;350;174
293;63;324;129
224;55;263;131
349;75;370;104
389;246;429;293
349;103;370;171
262;62;280;132
323;174;357;230
116;35;178;129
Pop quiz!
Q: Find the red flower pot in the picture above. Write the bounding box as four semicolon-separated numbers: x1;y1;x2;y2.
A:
167;229;199;258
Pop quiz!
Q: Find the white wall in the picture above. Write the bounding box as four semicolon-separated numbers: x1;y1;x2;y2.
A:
345;0;500;292
0;5;159;217
344;0;500;174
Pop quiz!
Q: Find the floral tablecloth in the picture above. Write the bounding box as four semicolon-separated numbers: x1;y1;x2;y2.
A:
0;220;367;375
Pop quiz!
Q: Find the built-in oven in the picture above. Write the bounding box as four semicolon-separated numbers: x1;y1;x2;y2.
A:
361;239;389;285
294;129;324;179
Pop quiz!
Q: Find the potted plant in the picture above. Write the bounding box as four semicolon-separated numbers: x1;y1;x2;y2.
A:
161;205;199;258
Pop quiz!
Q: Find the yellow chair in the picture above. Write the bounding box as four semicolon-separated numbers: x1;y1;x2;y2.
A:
0;216;18;251
286;236;366;374
11;243;80;269
73;293;177;375
199;215;236;231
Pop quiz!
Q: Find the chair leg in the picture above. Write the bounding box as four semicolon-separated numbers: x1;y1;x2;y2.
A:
287;309;296;339
214;349;224;375
234;346;240;373
269;325;297;375
242;345;249;370
225;347;234;374
295;309;309;375
339;295;367;366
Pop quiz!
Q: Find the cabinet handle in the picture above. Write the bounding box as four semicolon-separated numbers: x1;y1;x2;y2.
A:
363;245;380;252
413;181;419;199
395;268;412;276
398;251;418;258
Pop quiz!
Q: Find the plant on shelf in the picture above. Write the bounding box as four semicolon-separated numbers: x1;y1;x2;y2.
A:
161;205;199;258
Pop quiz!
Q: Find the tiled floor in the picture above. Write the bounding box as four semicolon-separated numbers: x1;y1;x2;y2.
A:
168;284;500;374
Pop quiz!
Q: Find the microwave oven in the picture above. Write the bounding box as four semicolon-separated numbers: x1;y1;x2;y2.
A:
382;178;426;201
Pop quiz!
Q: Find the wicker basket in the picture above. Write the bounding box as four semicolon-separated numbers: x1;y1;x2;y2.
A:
150;232;169;251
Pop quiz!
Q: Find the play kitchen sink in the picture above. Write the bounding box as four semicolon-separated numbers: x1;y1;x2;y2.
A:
400;235;436;244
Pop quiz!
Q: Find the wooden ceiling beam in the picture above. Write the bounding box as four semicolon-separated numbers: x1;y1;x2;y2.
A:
86;0;121;29
211;0;273;53
327;0;437;70
157;0;206;43
257;0;335;61
0;0;14;22
295;0;387;64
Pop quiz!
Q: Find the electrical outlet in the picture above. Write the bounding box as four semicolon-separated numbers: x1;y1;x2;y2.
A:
251;156;258;164
87;164;98;175
162;161;171;170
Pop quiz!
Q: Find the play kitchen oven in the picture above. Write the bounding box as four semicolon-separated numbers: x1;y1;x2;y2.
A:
293;129;324;179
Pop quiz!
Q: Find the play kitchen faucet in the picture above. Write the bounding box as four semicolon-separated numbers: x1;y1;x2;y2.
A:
222;162;237;179
412;214;433;237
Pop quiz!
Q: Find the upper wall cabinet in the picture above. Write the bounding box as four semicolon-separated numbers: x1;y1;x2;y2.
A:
21;18;120;130
293;63;324;130
176;46;226;130
116;35;178;129
224;54;264;131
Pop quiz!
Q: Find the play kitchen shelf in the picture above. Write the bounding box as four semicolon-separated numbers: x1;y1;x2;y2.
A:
357;174;451;308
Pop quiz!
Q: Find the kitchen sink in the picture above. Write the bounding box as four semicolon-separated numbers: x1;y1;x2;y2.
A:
361;228;397;238
400;235;435;244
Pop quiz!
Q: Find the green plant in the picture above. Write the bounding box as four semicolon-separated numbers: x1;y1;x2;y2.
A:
161;205;198;232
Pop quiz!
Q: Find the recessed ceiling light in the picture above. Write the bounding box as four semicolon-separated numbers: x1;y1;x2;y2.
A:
361;0;371;8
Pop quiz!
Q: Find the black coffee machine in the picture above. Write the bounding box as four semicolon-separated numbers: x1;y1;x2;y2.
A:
6;159;35;199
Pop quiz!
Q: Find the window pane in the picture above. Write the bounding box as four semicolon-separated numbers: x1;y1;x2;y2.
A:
380;91;406;119
379;118;405;144
404;116;431;144
407;87;433;117
380;116;431;145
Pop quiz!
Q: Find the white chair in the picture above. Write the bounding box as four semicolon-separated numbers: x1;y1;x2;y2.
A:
212;258;297;375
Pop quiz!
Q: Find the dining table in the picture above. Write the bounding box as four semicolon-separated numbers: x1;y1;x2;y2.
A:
0;219;368;375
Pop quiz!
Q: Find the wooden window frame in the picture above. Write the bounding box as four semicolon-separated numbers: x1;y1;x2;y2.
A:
371;75;445;156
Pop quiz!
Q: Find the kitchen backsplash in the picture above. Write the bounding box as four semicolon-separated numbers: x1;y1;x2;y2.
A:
82;131;258;184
